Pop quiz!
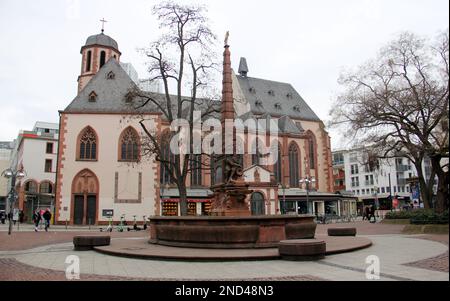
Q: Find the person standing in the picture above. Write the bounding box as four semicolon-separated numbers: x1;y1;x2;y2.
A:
32;210;41;232
43;209;52;232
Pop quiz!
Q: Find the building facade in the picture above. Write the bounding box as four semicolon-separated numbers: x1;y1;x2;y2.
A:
332;148;421;212
56;30;340;225
0;142;13;211
8;122;59;222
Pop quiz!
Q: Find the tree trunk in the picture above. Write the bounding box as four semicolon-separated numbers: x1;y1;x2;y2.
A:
430;155;449;213
414;161;433;209
178;184;188;216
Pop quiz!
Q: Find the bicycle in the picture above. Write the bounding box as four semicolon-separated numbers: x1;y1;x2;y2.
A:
100;216;114;232
117;214;126;232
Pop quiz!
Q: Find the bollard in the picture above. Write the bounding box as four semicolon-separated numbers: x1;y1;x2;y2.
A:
65;219;68;230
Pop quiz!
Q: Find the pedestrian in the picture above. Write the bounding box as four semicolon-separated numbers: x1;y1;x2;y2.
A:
19;210;24;223
364;206;370;221
43;208;52;232
32;210;41;232
12;209;19;225
370;205;376;223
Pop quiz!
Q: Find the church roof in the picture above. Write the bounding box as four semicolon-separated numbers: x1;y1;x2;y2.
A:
64;59;220;119
84;33;119;50
235;75;321;122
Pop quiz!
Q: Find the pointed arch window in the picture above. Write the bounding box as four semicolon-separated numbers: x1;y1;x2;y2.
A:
309;136;316;169
119;127;140;162
78;127;97;160
274;143;282;184
289;143;300;187
160;140;175;185
190;154;202;186
252;138;264;165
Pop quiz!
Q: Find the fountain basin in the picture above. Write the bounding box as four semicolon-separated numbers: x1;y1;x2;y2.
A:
149;215;316;249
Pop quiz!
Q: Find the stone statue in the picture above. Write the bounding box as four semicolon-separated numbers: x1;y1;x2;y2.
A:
224;155;243;183
224;31;229;46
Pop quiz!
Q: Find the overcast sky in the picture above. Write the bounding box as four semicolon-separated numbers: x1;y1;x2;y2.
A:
0;0;448;149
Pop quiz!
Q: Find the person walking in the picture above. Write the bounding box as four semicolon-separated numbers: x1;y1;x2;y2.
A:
32;210;41;232
369;205;376;223
43;209;52;232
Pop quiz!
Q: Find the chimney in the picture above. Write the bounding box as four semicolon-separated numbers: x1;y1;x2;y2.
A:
238;57;249;77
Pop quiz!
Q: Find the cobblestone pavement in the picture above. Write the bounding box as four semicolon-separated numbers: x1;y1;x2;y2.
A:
0;222;447;281
0;258;323;281
403;235;449;273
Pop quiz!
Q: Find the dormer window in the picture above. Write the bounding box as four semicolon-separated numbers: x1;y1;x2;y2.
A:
274;103;282;110
88;91;97;102
286;93;293;99
106;71;115;80
249;87;256;94
293;105;300;112
125;92;134;103
268;90;275;96
255;100;263;106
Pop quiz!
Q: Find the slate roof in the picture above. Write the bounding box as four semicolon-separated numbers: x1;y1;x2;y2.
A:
235;75;320;122
64;59;220;119
85;33;119;50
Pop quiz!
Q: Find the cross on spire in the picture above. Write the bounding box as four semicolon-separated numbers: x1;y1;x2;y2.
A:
100;18;107;33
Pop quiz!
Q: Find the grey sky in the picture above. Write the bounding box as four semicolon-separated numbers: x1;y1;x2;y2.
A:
0;0;448;149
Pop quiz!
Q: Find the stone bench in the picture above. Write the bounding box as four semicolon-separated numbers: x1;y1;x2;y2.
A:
73;236;111;251
278;239;326;261
327;227;357;236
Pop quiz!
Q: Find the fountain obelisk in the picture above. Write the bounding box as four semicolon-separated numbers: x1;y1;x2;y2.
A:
210;32;253;217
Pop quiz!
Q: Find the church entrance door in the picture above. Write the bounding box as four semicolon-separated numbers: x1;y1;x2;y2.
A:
73;195;84;225
71;169;99;225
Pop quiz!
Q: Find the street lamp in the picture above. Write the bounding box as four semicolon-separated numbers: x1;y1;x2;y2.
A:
299;176;316;215
278;183;287;214
2;168;26;235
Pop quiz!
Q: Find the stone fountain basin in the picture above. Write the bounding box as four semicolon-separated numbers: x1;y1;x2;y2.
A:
149;215;316;249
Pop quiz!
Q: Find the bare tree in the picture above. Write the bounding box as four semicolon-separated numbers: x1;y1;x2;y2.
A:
131;1;220;215
331;30;449;212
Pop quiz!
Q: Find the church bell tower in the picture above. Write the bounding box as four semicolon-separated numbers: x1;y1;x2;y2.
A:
77;20;121;93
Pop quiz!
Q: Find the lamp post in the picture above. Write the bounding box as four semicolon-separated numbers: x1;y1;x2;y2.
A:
2;168;26;235
299;176;316;215
278;184;286;214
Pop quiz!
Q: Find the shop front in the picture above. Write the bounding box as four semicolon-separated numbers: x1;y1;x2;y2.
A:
160;198;212;216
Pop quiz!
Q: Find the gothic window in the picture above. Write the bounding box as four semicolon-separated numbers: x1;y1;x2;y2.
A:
210;156;216;185
289;143;300;187
274;143;282;184
119;127;140;162
252;139;262;165
86;50;92;72
88;91;97;102
190;154;202;186
78;126;97;160
100;51;106;68
309;137;315;169
160;140;175;185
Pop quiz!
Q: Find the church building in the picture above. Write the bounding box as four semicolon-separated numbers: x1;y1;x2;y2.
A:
55;29;343;225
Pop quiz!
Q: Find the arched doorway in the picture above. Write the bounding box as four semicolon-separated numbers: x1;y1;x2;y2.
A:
251;192;265;216
71;169;99;225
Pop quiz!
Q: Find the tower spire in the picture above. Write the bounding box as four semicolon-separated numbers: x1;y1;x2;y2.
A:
100;18;107;33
